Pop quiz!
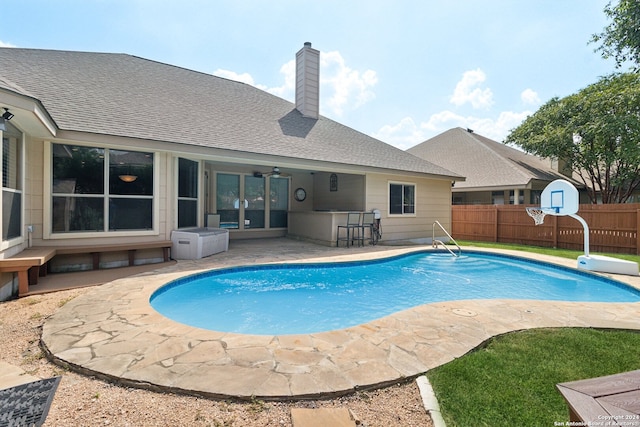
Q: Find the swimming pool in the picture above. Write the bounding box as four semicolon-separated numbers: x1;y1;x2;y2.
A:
150;251;640;335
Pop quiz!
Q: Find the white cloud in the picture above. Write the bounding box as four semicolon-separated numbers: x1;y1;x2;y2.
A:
373;109;533;150
0;40;16;48
213;50;377;118
449;68;494;109
373;69;538;149
320;50;378;116
521;88;541;105
373;117;426;150
478;110;533;141
373;111;468;150
212;69;267;90
265;60;296;98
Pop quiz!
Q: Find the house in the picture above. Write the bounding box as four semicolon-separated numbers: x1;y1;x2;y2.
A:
407;127;584;205
0;43;462;299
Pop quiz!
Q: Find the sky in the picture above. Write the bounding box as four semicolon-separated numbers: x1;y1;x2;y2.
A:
0;0;620;150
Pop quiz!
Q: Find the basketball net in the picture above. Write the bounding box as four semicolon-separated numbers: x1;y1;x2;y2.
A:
526;207;556;225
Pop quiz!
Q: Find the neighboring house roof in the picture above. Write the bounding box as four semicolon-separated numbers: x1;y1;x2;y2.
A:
0;47;462;180
407;127;578;190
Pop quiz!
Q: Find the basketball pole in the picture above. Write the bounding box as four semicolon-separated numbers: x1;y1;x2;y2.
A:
569;213;590;257
534;179;637;275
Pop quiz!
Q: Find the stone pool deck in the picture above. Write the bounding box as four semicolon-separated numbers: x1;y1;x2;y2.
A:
41;239;640;400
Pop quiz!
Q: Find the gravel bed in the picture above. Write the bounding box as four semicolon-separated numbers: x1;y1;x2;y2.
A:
1;288;433;426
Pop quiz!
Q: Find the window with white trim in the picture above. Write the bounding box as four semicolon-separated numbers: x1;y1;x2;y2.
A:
2;122;22;240
389;182;415;215
51;144;154;233
177;158;198;228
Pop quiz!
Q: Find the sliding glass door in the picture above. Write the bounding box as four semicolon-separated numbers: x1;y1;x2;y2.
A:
216;173;288;230
216;173;240;229
244;175;265;228
269;177;288;228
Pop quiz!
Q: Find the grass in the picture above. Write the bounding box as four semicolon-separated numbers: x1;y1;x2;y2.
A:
57;296;75;307
456;239;640;264
427;328;640;427
429;240;640;426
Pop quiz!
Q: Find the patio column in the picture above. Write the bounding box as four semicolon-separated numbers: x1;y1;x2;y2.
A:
514;189;520;205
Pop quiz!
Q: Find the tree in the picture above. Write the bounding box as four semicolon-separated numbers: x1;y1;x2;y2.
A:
505;73;640;204
591;0;640;70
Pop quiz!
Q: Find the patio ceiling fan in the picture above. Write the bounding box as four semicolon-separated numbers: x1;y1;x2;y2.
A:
253;166;290;178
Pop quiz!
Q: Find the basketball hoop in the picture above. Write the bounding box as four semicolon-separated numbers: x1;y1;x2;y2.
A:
526;207;557;225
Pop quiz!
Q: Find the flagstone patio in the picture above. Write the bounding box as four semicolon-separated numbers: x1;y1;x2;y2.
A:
40;238;640;400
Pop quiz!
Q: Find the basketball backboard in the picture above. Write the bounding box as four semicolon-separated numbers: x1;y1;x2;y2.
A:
540;179;579;215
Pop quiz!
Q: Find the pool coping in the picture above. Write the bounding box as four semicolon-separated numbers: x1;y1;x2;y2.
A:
40;243;640;400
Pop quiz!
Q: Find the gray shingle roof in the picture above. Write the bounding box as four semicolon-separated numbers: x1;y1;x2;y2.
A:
0;47;461;179
407;127;574;189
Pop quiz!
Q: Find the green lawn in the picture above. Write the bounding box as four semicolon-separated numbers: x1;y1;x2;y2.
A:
427;241;640;426
426;328;640;427
456;239;640;264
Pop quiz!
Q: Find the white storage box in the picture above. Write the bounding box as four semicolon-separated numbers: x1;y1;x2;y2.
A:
171;228;229;260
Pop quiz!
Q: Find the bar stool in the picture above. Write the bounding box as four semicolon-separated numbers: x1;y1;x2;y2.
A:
337;212;361;247
359;212;375;246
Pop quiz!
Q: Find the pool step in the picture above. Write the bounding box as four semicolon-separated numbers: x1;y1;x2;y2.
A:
290;407;357;427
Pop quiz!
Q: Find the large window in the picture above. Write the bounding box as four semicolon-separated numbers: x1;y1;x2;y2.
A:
2;123;22;240
389;182;415;215
178;158;198;228
52;144;154;233
491;191;504;205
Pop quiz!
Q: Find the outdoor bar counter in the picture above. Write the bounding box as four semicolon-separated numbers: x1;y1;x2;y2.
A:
288;210;353;246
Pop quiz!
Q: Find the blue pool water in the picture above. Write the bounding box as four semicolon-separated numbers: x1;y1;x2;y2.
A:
150;251;640;335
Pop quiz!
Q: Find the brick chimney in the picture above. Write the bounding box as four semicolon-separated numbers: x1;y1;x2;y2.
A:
295;42;320;119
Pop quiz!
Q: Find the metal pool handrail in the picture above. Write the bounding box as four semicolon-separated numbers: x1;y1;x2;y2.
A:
432;220;461;257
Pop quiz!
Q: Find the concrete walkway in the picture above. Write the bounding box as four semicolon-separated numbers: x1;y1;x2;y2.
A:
40;239;640;400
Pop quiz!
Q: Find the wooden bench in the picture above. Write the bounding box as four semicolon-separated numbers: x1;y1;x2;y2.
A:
55;241;172;270
0;247;57;296
0;241;172;297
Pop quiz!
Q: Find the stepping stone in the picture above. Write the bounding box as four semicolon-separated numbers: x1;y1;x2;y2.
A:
291;407;357;427
0;362;38;390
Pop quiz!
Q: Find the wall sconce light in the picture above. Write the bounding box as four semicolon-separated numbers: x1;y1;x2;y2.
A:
119;174;138;183
0;108;13;131
330;173;338;191
2;108;14;121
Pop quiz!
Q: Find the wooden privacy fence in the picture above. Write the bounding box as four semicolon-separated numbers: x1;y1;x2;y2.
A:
451;204;640;255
